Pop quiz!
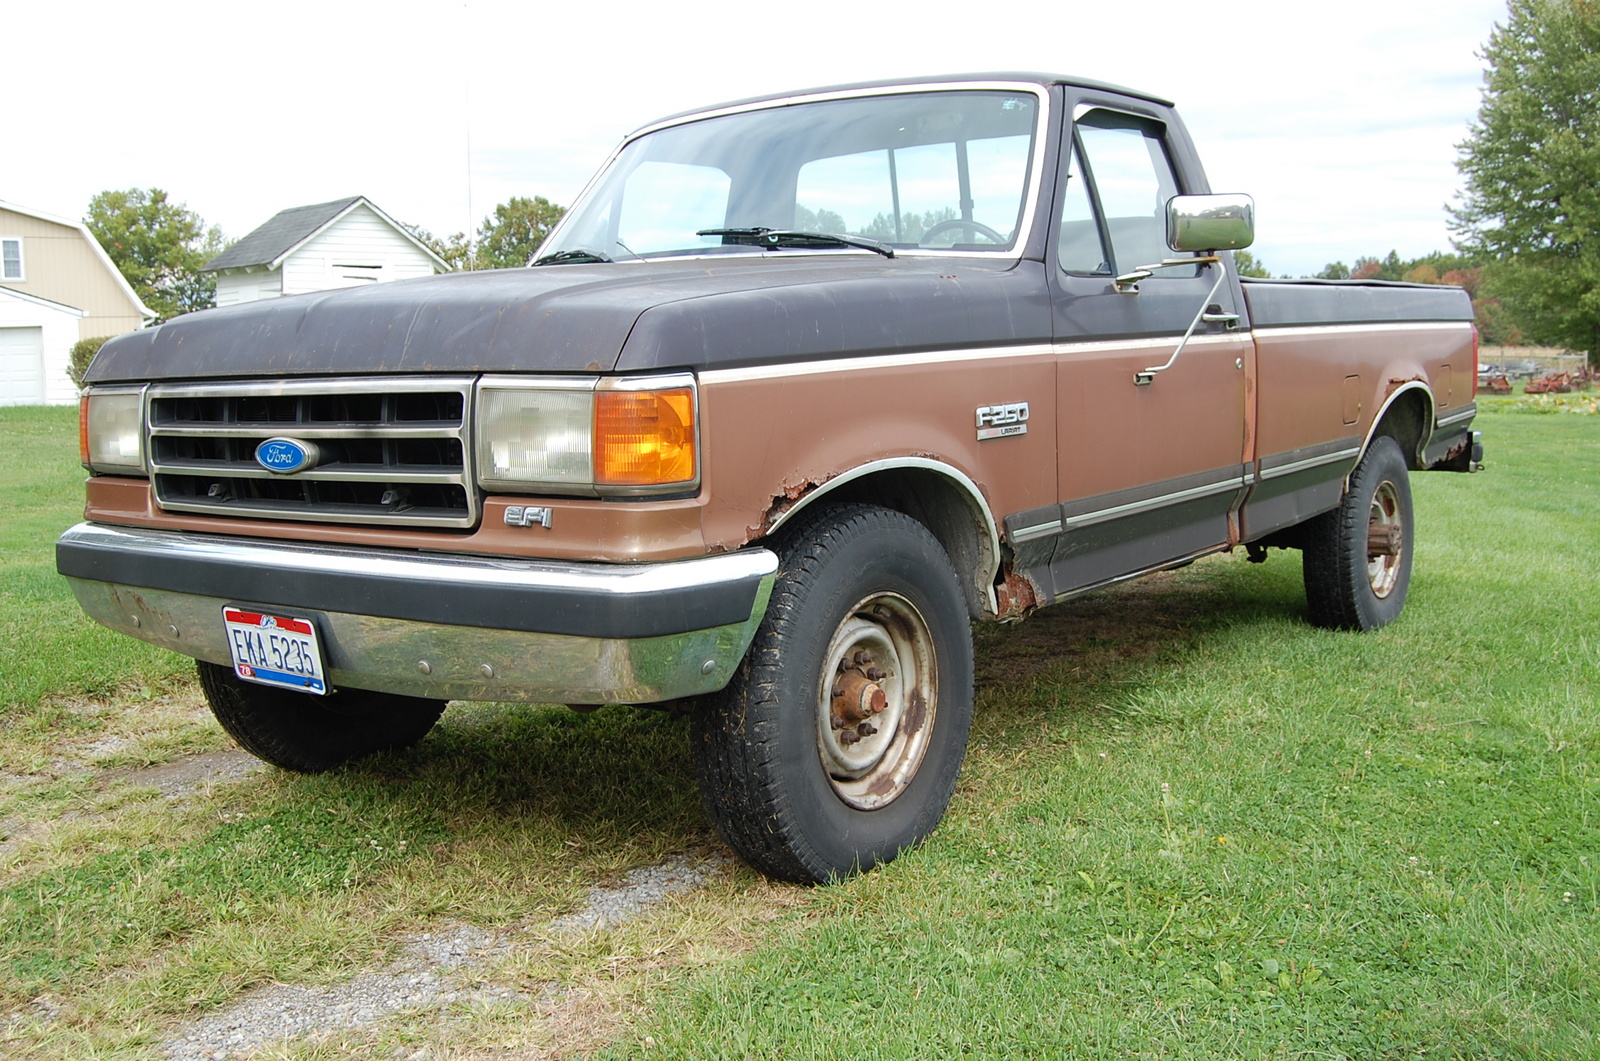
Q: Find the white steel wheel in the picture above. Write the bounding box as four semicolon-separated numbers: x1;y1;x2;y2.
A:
816;592;938;810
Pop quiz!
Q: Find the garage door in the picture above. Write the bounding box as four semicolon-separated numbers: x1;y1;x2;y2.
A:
0;326;45;405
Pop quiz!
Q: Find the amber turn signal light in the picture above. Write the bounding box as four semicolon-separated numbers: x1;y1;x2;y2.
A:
79;393;91;468
594;388;696;487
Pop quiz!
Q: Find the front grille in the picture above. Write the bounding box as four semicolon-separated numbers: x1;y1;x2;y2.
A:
147;378;478;528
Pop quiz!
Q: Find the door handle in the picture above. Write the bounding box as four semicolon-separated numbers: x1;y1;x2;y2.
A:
1202;306;1241;329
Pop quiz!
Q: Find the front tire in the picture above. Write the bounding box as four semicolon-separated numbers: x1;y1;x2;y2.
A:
692;504;974;883
1302;435;1414;631
197;661;446;773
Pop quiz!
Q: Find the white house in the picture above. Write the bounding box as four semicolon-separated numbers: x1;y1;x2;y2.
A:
202;196;449;306
0;199;154;406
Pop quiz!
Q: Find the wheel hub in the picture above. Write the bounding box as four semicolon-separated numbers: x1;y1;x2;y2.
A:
816;593;937;810
1366;479;1404;598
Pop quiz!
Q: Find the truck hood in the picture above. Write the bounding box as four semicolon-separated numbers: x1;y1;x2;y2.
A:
86;256;1052;383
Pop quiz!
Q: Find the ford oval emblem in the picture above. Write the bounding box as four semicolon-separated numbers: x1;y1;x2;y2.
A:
255;437;320;474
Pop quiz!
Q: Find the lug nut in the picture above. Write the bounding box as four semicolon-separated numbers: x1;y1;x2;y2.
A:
857;721;878;737
865;667;887;681
839;729;861;746
853;650;875;666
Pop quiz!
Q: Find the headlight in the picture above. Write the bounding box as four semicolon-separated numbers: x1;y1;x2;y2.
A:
80;387;146;475
475;374;698;496
477;379;596;489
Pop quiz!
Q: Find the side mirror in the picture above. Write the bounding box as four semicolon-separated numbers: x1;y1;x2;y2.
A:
1167;194;1254;253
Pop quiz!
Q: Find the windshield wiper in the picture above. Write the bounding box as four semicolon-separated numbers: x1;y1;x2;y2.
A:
696;227;895;259
532;248;612;266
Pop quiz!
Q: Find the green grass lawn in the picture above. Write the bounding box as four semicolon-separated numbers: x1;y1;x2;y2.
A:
0;407;191;717
1;403;1595;1059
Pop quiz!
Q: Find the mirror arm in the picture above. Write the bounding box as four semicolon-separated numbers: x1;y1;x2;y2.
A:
1114;254;1220;294
1134;260;1230;386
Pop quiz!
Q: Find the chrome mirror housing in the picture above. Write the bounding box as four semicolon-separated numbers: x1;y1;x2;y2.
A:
1167;194;1255;252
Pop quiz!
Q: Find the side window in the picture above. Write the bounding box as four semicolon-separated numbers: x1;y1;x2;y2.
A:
1068;113;1193;277
1057;144;1108;274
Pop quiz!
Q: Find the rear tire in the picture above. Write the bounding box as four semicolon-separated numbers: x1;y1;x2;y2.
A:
197;661;446;773
1302;435;1414;631
692;504;974;884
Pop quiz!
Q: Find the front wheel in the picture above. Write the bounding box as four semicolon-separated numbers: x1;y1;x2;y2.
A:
692;504;974;883
197;661;446;773
1301;435;1414;631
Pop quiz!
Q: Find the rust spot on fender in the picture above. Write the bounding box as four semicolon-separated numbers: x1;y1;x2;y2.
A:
751;476;827;540
1386;375;1426;394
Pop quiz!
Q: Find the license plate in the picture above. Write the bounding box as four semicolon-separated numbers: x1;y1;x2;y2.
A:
222;606;328;695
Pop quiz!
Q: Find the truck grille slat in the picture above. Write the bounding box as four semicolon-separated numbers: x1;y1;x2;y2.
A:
147;378;478;529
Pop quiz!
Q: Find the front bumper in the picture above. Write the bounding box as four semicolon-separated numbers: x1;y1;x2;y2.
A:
57;523;777;704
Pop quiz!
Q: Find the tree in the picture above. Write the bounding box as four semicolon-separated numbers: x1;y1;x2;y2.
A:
407;226;475;271
1232;250;1270;278
85;189;225;322
1451;0;1600;361
475;196;566;270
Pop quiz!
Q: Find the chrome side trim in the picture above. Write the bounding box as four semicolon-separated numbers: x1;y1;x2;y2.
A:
698;333;1245;386
699;343;1056;385
1435;402;1478;428
1251;321;1476;338
1009;518;1062;544
1258;446;1361;481
1061;474;1246;531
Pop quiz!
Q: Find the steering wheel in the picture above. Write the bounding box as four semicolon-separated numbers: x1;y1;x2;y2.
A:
919;219;1006;246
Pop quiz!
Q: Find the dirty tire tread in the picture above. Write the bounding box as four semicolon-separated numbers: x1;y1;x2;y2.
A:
692;503;974;884
197;661;446;773
1301;435;1413;631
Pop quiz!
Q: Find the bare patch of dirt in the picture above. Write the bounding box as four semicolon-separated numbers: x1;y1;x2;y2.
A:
99;748;262;803
157;849;795;1061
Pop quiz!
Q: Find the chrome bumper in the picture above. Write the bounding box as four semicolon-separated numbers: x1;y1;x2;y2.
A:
57;523;777;704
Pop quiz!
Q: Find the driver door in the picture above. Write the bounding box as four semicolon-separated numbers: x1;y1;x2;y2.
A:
1030;106;1252;599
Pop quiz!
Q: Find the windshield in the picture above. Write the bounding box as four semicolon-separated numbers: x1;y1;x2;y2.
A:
541;89;1042;262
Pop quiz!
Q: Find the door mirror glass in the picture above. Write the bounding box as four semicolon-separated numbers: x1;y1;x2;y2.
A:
1166;194;1255;252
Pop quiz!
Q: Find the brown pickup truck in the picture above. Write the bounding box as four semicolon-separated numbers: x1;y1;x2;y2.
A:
59;74;1481;883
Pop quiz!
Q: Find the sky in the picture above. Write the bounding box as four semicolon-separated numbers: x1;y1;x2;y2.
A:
8;0;1508;279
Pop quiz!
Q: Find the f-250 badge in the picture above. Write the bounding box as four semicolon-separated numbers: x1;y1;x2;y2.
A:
975;402;1029;440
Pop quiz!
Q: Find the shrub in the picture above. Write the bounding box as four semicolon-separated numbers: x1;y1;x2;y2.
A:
67;336;111;388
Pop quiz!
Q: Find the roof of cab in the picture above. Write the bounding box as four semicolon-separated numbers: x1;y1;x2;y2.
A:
631;73;1173;136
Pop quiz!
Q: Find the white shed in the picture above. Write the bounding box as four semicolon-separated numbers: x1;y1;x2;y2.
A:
0;286;87;406
202;197;448;307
